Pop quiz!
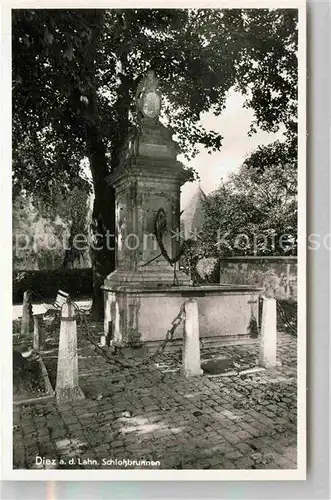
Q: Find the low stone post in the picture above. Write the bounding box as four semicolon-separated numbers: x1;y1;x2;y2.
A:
101;292;116;347
21;290;33;335
56;300;84;403
100;293;111;347
33;314;45;351
285;262;291;299
113;300;121;345
259;297;280;368
182;299;203;377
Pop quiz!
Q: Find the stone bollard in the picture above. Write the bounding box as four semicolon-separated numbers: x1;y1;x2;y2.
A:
100;292;113;347
33;314;45;351
182;299;203;377
259;297;280;368
56;300;84;403
101;294;121;348
21;290;33;335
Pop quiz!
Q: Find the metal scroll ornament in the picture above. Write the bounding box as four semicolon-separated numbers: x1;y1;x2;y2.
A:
154;208;185;265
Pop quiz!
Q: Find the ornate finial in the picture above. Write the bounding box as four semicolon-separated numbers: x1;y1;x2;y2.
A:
135;69;161;121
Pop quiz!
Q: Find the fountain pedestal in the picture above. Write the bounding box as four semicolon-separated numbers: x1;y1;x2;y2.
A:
102;283;261;347
103;70;261;347
103;117;193;345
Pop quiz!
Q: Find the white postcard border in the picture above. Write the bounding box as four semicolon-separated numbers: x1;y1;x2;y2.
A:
1;0;307;481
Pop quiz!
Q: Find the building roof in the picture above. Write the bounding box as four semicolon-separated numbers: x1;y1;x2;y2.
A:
181;184;206;239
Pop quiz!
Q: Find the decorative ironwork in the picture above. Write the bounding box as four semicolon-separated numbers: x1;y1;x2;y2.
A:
154;208;186;265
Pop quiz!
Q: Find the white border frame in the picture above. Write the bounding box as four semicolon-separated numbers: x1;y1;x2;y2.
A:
1;0;307;482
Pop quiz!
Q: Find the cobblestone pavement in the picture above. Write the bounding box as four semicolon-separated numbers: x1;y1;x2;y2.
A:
13;332;297;470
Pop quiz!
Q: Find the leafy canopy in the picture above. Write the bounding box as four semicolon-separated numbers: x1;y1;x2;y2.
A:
201;140;298;257
12;8;298;199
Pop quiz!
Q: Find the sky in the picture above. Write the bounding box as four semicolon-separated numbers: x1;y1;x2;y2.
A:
180;88;285;209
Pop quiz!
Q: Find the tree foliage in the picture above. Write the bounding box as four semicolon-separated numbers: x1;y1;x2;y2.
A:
12;8;298;194
201;140;297;257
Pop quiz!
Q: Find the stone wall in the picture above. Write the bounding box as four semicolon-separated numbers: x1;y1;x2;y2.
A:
218;257;297;300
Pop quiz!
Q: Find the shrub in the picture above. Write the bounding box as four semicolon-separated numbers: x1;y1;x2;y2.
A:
277;298;297;336
13;268;93;303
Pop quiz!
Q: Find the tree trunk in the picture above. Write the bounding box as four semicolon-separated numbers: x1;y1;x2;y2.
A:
86;125;115;320
89;191;115;320
86;77;132;319
82;11;132;319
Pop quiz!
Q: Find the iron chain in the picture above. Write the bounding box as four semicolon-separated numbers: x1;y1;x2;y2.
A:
26;289;187;369
73;300;186;370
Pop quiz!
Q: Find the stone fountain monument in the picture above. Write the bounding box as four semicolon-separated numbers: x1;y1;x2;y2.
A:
103;69;260;348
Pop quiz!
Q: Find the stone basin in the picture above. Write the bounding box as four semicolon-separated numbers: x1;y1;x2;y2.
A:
103;283;262;346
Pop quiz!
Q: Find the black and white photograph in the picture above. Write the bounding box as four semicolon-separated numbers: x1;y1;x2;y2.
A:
5;0;306;480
